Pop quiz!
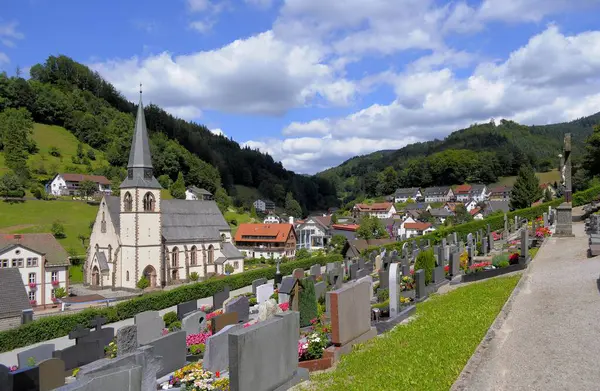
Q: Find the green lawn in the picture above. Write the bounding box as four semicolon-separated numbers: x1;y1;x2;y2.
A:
0;199;98;255
492;169;560;187
224;208;257;236
69;264;84;283
307;275;521;391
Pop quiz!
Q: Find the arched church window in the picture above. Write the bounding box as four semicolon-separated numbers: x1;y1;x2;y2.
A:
172;247;179;268
190;246;197;266
101;211;106;233
124;192;133;212
143;192;155;211
208;245;214;264
126;271;130;281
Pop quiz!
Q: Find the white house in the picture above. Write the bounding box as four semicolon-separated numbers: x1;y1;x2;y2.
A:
464;199;479;212
47;174;111;196
0;233;70;309
185;187;213;201
352;202;397;219
295;216;331;252
253;199;275;213
469;184;488;202
395;216;416;239
422;187;454;203
84;92;244;290
404;222;436;238
263;215;281;224
393;187;422;203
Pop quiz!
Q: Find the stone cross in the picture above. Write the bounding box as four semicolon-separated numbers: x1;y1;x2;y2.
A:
90;316;107;330
69;325;90;343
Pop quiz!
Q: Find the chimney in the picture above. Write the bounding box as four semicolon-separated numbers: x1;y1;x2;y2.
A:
289;216;294;225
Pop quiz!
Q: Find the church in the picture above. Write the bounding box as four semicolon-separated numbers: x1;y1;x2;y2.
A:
84;91;244;290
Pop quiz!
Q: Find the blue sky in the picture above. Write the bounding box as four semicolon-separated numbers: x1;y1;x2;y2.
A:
2;0;600;173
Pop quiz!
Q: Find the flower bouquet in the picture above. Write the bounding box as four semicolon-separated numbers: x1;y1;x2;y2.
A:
160;363;229;390
467;261;492;274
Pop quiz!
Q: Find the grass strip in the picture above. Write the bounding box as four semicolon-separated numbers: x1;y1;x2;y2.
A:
307;274;521;391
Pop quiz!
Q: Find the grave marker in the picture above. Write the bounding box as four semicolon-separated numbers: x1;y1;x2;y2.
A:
141;331;186;378
415;269;426;301
256;283;274;304
17;343;55;369
116;325;138;356
177;300;197;320
204;324;244;373
225;296;250;323
251;278;267;295
389;263;399;318
182;311;207;336
134;311;164;345
38;358;65;391
211;312;239;333
213;286;230;310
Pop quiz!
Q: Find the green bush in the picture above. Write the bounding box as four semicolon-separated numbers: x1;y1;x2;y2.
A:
224;264;234;274
414;249;436;285
189;343;205;355
573;185;600;206
0;253;341;353
371;300;389;311
377;288;389;303
168;321;181;332
189;272;199;282
248;297;257;306
163;311;178;327
299;278;318;327
137;276;150;290
492;254;509;268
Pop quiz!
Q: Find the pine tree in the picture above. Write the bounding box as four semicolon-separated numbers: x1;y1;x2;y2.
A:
543;187;553;202
285;192;302;218
298;278;318;327
510;166;543;209
170;172;186;199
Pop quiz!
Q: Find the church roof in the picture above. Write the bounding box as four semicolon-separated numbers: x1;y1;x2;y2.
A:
96;251;109;272
0;268;31;318
221;242;244;259
106;196;121;233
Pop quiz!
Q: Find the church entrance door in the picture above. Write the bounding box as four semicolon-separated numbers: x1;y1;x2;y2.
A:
92;266;100;286
143;265;157;287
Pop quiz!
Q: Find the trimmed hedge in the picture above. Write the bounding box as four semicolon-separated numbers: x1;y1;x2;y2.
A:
0;254;341;353
573;185;600;207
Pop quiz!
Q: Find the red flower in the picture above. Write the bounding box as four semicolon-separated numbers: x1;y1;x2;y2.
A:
279;302;289;311
444;265;449;272
215;371;220;378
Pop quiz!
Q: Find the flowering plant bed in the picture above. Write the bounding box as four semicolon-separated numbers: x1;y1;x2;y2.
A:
535;226;551;238
460;262;526;283
297;317;333;371
159;363;229;390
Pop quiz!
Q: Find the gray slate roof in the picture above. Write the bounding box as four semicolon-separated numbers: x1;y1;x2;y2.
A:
0;268;31;318
221;242;244;259
105;196;232;243
0;233;70;266
394;187;420;197
423;186;452;196
96;251;109;272
188;186;212;196
485;200;510;214
429;208;453;217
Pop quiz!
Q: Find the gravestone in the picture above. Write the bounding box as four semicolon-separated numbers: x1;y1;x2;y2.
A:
375;255;383;271
117;325;138;356
203;324;244;373
482;237;488;256
449;252;460;277
453;232;458;244
144;330;186;378
11;365;39;391
211;312;238;333
543;212;548;228
251;278;268;295
17;343;55;369
358;258;366;270
467;233;473;246
349;263;359;281
225;296;249;323
401;243;408;258
57;364;143;391
378;269;389;290
415;269;426;301
228;312;308;391
256;283;274;304
467;245;475;265
213;286;230;310
488;232;494;253
0;364;13;391
520;228;529;262
134;311;164;345
314;281;327;301
365;260;374;273
177;300;197;320
38;358;65;391
292;268;304;280
326;262;336;272
80;316;114;348
52;339;103;372
182;311;207;336
328;279;376;352
447;233;453;245
357;268;369;279
309;264;321;281
388;263;400;318
381;257;391;272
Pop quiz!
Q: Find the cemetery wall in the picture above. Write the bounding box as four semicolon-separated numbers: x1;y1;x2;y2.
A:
0;253;342;353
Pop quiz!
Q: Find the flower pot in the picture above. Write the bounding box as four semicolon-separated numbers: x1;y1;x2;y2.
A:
52;281;59;286
298;349;335;372
28;283;37;289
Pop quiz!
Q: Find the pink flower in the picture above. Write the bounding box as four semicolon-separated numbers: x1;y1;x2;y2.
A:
186;332;212;347
279;302;289;311
243;322;251;328
162;328;169;336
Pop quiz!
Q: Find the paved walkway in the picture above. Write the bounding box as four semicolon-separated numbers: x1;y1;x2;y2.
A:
454;222;600;391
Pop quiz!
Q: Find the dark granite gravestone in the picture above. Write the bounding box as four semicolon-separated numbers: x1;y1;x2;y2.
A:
182;311;207;336
177;300;197;320
134;311;164;345
17;343;55;369
211;312;239;333
358;258;366;269
415;269;426;301
0;364;13;391
381;257;391;271
38;358;65;391
378;270;389;290
80;316;114;349
213;285;230;310
225;296;249;323
432;265;445;284
279;276;297;296
251;278;268;295
349;263;359;280
488;232;494;253
144;330;186;378
520;228;529;262
116;325;138;356
52;339;103;372
450;252;460;277
11;365;39;391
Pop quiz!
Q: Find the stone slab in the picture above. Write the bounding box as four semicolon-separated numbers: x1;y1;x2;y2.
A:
225;296;249;323
251;278;268;296
177;300;197;321
256;283;274;304
182;311;207;336
203;324;243;373
38;358;65;391
211;311;239;333
134;311;164;345
117;325;138;356
144;331;186;378
213;286;230;310
17;343;55;368
329;279;371;346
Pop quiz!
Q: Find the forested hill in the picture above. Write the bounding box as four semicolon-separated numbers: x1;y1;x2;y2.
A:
0;55;337;212
319;114;600;202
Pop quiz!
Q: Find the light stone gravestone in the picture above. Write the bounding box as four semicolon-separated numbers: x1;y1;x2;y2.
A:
182;311;207;336
388;263;399;318
144;330;186;377
228;312;308;391
116;325;138;356
17;343;55;369
349;263;359;280
251;278;268;296
449;252;460;277
204;324;244;373
482;237;488;256
256;283;274;304
375;255;382;271
134;311;164;345
314;281;327;301
292;268;304;280
520;228;529;261
309;264;321;280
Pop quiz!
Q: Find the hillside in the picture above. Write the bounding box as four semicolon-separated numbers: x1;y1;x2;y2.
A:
0;55;338;213
320;115;600;202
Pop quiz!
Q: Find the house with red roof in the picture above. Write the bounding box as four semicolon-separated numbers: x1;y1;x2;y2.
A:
352;202;397;219
404;222;435;238
234;223;296;260
47;173;112;196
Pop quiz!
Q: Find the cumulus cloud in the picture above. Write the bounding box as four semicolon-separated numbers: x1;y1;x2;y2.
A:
91;31;355;116
210;128;226;136
0;21;24;48
244;0;274;9
247;26;600;173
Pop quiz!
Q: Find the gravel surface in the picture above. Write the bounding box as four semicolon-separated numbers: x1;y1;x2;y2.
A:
453;222;600;391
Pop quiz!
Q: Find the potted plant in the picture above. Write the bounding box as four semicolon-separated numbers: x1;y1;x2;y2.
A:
29;300;36;306
52;280;59;286
28;282;37;289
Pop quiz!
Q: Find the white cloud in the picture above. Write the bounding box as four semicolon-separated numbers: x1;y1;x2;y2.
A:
246;26;600;173
210;128;226;136
189;20;215;34
0;20;24;48
245;0;274;9
0;52;9;65
187;0;231;34
91;31;355;116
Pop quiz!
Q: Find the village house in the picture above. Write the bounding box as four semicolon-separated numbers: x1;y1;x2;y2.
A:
429;208;453;224
343;238;397;259
47;173;111;197
454;184;472;202
330;223;359;242
295;215;331;252
0;233;70;309
185;186;213;201
263;214;282;224
352;202;397;219
394;216;417;239
85;92;244;290
469;184;488;202
404;222;435;238
489;186;512;201
393;187;422;203
234;223;296;260
253;199;275;213
422;186;454;203
0;268;32;331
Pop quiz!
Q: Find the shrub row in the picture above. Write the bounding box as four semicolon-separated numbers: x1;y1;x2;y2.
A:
0;253;342;353
572;185;600;207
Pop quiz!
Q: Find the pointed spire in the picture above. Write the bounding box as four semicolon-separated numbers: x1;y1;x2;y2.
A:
121;86;161;189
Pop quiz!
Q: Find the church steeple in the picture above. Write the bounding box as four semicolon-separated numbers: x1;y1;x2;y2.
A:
121;86;161;189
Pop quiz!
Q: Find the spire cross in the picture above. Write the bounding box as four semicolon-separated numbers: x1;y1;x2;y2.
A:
139;83;143;95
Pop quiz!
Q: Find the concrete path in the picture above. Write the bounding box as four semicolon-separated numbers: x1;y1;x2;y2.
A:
454;222;600;391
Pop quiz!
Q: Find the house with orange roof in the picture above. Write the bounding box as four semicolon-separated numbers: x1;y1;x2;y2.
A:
352;202;397;219
47;173;112;197
454;184;472;201
404;222;435;238
234;223;297;260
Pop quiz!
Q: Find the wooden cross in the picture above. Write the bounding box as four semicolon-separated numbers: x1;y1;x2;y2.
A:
68;324;90;341
90;316;107;331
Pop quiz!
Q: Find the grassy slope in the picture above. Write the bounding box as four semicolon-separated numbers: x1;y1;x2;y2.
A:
224;208;257;236
491;169;560;187
308;275;521;391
